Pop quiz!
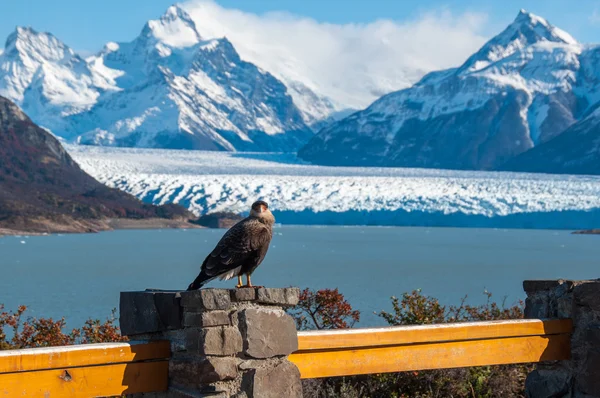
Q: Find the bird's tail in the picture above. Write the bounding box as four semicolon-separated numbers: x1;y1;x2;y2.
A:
187;272;208;291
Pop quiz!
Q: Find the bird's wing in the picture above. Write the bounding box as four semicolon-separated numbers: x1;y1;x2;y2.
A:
201;219;272;278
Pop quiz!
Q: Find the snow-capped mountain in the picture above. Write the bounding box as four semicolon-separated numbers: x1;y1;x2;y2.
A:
0;6;314;151
70;6;313;151
299;10;596;171
0;27;120;133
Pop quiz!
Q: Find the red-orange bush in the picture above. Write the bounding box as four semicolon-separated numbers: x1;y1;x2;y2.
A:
0;305;127;350
288;288;360;330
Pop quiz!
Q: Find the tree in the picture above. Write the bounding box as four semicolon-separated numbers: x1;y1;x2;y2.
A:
288;288;360;330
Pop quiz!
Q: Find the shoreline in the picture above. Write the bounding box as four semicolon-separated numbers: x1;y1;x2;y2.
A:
0;218;202;237
572;229;600;235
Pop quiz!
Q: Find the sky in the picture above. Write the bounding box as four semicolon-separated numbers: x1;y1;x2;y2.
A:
1;0;598;108
1;0;599;55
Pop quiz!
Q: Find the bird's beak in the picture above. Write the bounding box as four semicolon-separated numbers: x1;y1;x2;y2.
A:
260;205;266;213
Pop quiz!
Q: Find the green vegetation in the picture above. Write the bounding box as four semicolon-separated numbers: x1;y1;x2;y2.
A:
1;288;530;397
294;289;530;398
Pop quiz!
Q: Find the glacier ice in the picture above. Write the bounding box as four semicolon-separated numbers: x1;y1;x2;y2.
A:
68;145;600;230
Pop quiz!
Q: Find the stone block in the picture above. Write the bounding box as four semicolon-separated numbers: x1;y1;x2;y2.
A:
187;326;243;356
183;311;231;328
170;357;238;386
248;360;302;398
524;296;549;319
256;287;300;307
232;288;257;302
165;387;228;398
181;289;231;310
556;294;573;319
120;291;182;335
577;350;600;396
574;281;600;310
239;308;298;358
523;280;564;294
525;368;571;398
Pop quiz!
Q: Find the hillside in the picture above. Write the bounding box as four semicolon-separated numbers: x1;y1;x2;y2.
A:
0;96;192;234
299;10;599;173
0;6;315;152
500;106;600;175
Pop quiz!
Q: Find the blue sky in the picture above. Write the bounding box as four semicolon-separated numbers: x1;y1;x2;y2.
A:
1;0;598;53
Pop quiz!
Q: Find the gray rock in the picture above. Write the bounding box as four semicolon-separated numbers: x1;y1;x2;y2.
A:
238;359;264;371
257;288;300;307
574;281;600;310
524;296;550;319
525;369;571;398
120;291;182;335
232;288;257;302
170;357;238;386
187;327;243;356
556;294;574;319
249;360;302;398
239;308;298;358
184;311;231;328
164;387;228;398
181;289;231;311
578;353;600;396
523;280;565;294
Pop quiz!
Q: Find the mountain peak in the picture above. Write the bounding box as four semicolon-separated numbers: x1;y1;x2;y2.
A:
514;9;545;24
143;5;202;48
3;26;76;63
507;9;578;46
457;10;578;72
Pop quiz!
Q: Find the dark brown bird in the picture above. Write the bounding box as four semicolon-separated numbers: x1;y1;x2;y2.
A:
187;200;275;290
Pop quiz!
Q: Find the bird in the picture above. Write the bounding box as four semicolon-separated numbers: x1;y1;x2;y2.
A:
187;200;275;290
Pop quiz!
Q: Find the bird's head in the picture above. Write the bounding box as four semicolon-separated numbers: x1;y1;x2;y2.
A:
250;200;275;224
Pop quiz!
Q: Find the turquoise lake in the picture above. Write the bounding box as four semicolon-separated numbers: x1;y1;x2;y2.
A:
1;226;598;328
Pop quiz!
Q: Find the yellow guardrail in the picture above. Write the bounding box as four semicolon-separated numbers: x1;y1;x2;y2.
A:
0;319;572;395
0;340;170;397
289;319;572;379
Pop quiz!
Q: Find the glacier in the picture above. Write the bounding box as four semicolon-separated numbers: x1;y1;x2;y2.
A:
68;145;600;230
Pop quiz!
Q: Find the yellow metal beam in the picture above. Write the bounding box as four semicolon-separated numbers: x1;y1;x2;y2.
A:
0;361;168;397
0;341;170;374
290;319;572;379
0;341;170;397
296;319;572;350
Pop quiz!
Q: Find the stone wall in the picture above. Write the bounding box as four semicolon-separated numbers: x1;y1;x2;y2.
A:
524;279;600;398
120;287;302;398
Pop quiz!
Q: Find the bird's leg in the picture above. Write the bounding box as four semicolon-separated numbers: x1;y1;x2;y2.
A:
236;275;243;288
246;275;263;289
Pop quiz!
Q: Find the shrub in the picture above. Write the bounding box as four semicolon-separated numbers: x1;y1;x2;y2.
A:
293;288;532;398
0;305;127;350
288;288;361;330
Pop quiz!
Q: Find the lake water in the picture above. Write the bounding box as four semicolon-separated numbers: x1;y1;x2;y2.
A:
1;226;598;328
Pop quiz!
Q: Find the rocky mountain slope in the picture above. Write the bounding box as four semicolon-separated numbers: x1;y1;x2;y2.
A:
0;6;315;151
501;106;600;175
299;11;599;172
0;96;191;233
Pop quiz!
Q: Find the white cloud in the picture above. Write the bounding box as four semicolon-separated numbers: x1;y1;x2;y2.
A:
182;1;489;110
